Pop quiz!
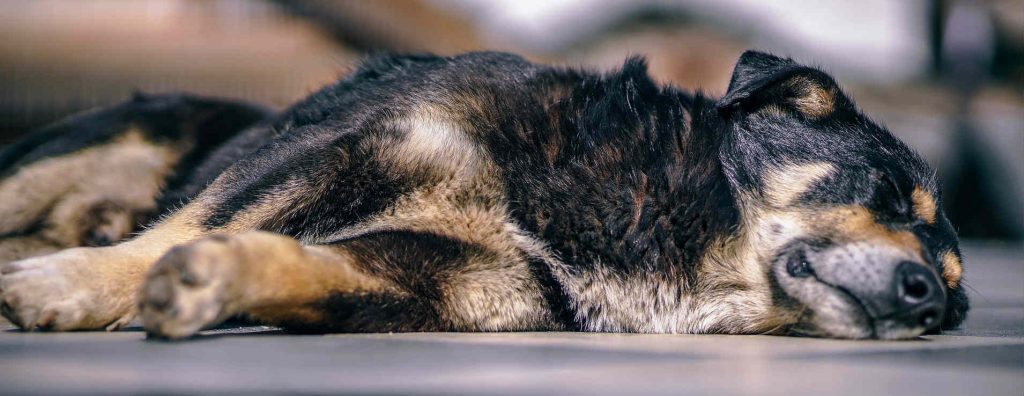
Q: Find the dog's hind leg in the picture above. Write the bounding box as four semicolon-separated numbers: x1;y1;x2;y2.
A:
0;236;63;263
0;94;271;261
138;230;554;339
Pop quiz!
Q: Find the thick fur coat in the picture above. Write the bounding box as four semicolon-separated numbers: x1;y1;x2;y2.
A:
0;51;966;339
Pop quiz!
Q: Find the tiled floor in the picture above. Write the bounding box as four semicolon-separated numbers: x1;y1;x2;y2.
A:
0;241;1021;395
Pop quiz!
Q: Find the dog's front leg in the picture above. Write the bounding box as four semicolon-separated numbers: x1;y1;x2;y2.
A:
0;211;204;331
138;231;432;339
138;230;554;339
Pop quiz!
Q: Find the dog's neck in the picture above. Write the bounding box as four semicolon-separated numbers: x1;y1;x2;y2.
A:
520;74;742;280
503;68;775;332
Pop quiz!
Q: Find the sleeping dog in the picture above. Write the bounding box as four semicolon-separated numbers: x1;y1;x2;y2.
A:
0;51;967;339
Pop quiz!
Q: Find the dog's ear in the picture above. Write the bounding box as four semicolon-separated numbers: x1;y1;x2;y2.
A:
717;51;844;119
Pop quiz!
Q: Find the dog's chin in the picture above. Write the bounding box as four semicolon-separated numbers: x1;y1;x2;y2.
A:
783;289;930;340
872;320;932;340
787;314;874;339
791;317;929;340
776;269;870;339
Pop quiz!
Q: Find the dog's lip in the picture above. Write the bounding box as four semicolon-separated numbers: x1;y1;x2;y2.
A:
814;276;878;338
779;265;879;339
776;257;938;339
793;274;942;339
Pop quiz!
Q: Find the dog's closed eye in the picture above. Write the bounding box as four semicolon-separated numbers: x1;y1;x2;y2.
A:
869;171;913;224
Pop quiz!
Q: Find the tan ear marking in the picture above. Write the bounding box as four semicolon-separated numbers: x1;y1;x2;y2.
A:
786;76;836;119
911;187;937;224
941;250;962;288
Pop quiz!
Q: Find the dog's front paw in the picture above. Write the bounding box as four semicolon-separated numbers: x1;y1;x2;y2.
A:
139;235;243;340
0;247;135;331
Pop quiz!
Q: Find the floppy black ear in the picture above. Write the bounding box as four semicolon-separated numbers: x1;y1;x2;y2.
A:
717;51;844;119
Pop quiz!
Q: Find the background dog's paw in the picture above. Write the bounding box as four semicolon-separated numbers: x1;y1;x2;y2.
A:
139;235;242;340
0;248;127;331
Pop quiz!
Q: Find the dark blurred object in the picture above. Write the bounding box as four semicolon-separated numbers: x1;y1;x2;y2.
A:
931;0;1024;86
272;0;483;53
932;0;1024;240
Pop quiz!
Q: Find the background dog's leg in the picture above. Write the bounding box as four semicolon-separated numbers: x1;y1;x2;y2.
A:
0;93;276;331
0;132;178;258
139;230;553;339
0;236;63;263
0;94;271;262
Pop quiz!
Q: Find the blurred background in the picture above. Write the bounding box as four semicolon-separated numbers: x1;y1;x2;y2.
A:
0;0;1021;242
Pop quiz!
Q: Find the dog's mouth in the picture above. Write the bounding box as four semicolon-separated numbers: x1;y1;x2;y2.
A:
782;273;878;339
774;255;941;340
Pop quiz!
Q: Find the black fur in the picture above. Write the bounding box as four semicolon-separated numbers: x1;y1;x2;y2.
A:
0;93;270;180
288;231;474;333
1;50;968;336
714;52;966;328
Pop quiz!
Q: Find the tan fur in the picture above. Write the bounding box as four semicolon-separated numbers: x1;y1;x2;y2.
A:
566;263;778;334
0;205;205;331
333;113;551;330
219;108;482;236
820;205;922;256
708;205;807;334
0;130;179;246
440;247;553;331
756;104;790;118
786;76;837;119
2;246;148;330
221;178;312;234
749;170;924;258
0;236;62;262
762;162;834;208
139;232;390;338
379;106;482;176
2;104;555;334
941;250;962;288
911;187;938;224
247;242;388;322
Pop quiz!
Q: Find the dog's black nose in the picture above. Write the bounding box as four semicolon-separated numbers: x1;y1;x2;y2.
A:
896;262;939;306
893;261;944;329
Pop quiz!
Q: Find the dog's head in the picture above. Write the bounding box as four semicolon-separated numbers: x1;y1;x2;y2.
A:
715;51;967;339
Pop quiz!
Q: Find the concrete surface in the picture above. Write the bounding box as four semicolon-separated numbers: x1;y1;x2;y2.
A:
0;241;1021;395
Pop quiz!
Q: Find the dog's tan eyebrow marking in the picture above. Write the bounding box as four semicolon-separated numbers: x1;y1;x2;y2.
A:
911;187;937;224
820;205;923;256
763;162;834;207
941;250;962;288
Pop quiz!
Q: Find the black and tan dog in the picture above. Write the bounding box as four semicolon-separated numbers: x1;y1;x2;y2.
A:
0;51;967;339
